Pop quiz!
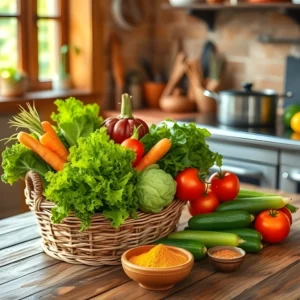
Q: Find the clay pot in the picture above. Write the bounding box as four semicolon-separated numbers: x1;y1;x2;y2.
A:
143;81;166;108
0;77;28;97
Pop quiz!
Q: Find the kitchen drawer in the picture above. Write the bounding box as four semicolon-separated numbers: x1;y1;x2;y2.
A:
280;151;300;167
279;151;300;193
208;140;278;165
279;165;300;194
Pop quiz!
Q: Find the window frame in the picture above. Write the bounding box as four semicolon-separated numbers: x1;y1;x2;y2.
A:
0;0;69;91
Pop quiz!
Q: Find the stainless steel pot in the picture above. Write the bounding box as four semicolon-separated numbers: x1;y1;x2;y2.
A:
204;83;292;127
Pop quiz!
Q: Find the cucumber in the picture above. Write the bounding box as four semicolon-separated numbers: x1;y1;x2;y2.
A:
168;230;244;248
154;238;207;260
236;188;276;199
188;211;255;230
239;237;263;253
219;228;262;241
216;196;290;214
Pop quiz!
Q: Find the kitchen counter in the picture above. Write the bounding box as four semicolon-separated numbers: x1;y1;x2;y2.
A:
104;109;300;151
1;186;299;299
178;114;300;152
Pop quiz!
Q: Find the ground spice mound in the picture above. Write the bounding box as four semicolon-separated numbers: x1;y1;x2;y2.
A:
129;244;187;268
212;249;241;259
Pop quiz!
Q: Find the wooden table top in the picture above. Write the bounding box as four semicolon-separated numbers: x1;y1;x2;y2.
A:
1;187;300;300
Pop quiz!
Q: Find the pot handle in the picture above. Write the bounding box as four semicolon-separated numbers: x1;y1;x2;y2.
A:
278;91;293;98
203;90;220;102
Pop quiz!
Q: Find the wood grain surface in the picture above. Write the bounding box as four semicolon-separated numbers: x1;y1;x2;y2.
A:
0;186;299;300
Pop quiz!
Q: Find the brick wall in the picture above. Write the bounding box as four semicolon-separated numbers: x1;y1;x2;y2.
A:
153;0;299;93
105;0;298;103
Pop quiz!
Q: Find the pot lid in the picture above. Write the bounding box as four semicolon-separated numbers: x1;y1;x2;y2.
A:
220;82;278;96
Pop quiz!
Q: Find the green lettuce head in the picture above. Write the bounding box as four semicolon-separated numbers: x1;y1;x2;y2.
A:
136;164;176;213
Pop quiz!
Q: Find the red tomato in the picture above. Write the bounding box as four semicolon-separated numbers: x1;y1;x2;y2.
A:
175;168;206;202
188;191;219;216
121;138;144;167
209;171;240;202
279;207;293;225
254;210;290;244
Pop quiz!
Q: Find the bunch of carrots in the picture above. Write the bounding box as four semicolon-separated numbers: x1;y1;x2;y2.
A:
8;104;68;171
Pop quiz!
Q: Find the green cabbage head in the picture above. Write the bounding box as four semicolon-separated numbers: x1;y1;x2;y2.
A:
136;164;176;213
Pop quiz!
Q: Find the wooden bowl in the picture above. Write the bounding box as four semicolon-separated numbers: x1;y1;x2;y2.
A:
121;245;194;290
159;95;196;113
207;246;246;273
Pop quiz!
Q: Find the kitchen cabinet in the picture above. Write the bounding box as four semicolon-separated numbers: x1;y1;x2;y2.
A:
208;140;278;189
202;127;300;193
0;114;24;219
280;151;300;193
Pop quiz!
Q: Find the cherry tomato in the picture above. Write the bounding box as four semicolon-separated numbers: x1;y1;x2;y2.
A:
279;207;293;225
254;210;290;244
209;171;240;202
188;191;219;216
121;138;144;167
175;168;206;202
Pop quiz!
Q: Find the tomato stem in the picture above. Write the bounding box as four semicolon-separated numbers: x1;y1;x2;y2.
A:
120;93;134;119
218;167;223;178
269;209;279;217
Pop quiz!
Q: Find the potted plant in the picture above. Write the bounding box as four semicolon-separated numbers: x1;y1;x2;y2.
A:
0;68;28;97
52;44;80;91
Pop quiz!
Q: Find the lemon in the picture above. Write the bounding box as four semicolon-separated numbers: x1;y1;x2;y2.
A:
283;104;300;128
290;111;300;133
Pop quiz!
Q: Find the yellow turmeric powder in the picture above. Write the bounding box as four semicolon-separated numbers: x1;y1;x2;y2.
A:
129;244;187;268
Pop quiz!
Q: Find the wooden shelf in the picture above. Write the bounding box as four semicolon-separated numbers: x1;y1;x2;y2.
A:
163;2;300;30
163;2;300;10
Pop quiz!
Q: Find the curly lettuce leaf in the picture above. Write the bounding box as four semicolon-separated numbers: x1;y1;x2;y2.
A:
1;143;52;185
51;97;103;147
44;127;138;230
141;120;222;177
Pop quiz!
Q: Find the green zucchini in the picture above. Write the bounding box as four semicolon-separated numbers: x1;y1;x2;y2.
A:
188;211;255;230
236;188;276;199
239;237;263;253
216;196;290;214
154;238;207;260
168;230;244;248
219;228;262;241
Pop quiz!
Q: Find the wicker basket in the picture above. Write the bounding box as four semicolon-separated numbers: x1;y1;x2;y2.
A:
25;171;185;266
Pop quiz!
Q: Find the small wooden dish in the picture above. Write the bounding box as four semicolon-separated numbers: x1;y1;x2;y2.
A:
207;246;246;273
121;245;194;290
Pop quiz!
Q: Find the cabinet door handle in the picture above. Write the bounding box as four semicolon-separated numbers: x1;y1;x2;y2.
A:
210;165;263;179
283;169;300;183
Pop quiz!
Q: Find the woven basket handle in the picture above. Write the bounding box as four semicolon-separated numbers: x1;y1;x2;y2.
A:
25;171;45;212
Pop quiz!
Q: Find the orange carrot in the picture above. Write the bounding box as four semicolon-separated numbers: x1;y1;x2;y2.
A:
135;138;172;172
40;121;69;161
18;132;66;171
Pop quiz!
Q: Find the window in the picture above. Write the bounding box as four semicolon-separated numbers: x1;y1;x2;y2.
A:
0;0;68;90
